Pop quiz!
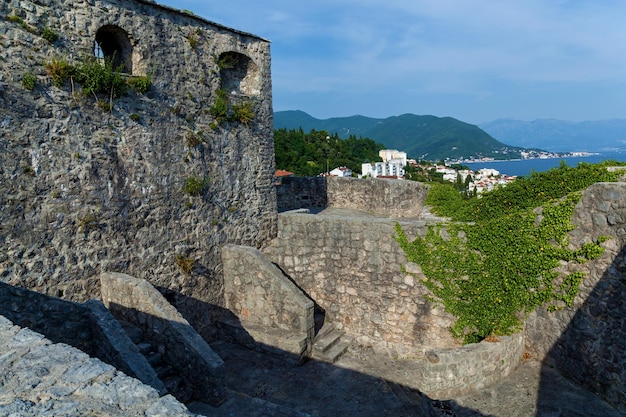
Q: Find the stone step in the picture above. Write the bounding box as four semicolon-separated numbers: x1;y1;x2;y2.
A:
136;341;153;355
313;340;350;364
311;326;350;363
218;317;310;364
312;328;344;355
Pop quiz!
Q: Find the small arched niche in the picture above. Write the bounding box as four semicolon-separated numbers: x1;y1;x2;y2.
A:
94;25;133;73
217;51;260;96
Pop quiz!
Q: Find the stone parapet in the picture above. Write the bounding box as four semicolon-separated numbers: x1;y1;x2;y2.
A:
419;332;525;398
84;299;167;394
327;176;428;218
0;281;94;354
222;244;315;357
276;176;428;218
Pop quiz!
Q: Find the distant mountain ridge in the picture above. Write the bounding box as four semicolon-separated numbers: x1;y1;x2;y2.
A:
479;119;626;153
274;110;531;161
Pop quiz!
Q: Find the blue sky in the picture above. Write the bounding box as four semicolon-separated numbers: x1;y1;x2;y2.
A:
163;1;626;124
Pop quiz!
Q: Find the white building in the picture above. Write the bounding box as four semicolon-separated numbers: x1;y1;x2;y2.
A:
361;161;405;179
379;149;407;167
359;149;407;179
329;166;352;177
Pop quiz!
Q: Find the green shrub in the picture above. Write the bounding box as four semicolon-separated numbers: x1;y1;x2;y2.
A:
96;99;111;112
77;212;99;232
175;254;195;275
209;89;229;123
22;71;36;90
187;33;198;49
127;75;151;93
231;101;254;124
45;57;75;87
5;15;23;24
186;131;204;148
184;176;208;196
76;57;127;98
41;27;58;44
130;113;140;122
396;161;625;344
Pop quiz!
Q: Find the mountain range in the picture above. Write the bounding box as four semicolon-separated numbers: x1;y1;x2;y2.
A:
274;111;530;161
274;110;626;160
479;119;626;153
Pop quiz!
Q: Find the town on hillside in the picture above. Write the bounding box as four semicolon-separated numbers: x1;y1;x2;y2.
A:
276;148;517;194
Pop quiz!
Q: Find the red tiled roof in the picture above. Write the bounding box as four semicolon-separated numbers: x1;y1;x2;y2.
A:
275;170;294;177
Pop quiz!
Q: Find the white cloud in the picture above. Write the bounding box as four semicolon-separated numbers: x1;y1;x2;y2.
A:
162;0;626;121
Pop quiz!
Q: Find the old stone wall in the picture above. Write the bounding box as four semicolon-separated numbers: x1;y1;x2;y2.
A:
276;176;428;218
0;0;276;339
327;176;428;218
526;182;626;413
276;176;328;210
263;212;460;357
221;244;315;358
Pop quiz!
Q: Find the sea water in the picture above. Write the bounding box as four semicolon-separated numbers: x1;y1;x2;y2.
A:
465;152;626;178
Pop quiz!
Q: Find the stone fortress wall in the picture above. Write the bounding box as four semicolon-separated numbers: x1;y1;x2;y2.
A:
0;0;276;338
1;0;625;412
263;177;626;406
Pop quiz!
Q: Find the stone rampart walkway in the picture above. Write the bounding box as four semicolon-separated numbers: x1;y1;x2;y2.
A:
0;315;193;417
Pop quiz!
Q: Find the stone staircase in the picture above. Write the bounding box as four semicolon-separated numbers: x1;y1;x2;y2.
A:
311;321;351;363
119;320;195;404
218;312;351;364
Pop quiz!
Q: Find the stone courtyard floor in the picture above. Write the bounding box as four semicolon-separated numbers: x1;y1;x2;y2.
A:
208;339;621;417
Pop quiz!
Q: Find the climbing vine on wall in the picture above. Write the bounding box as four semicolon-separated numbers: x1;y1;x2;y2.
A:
396;161;625;344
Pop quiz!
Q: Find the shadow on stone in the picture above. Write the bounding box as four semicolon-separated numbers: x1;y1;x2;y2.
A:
536;242;626;416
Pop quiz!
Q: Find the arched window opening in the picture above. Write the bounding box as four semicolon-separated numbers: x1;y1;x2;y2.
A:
94;25;133;73
218;51;260;96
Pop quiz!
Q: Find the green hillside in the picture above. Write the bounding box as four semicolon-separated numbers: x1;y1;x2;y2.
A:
274;111;531;161
274;128;383;176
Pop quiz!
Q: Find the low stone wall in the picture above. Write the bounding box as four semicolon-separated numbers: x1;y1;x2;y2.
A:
327;176;428;218
264;212;459;357
222;244;315;356
85;299;166;395
0;281;94;354
419;332;525;398
0;315;193;417
277;177;328;210
100;272;226;406
526;182;626;413
276;176;428;218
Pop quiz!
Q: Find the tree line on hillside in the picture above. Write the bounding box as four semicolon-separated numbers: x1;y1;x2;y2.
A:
274;128;384;176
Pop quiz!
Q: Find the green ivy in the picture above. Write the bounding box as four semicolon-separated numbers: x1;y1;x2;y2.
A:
396;161;625;344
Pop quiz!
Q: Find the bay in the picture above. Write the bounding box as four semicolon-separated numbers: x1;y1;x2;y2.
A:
465;152;626;178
